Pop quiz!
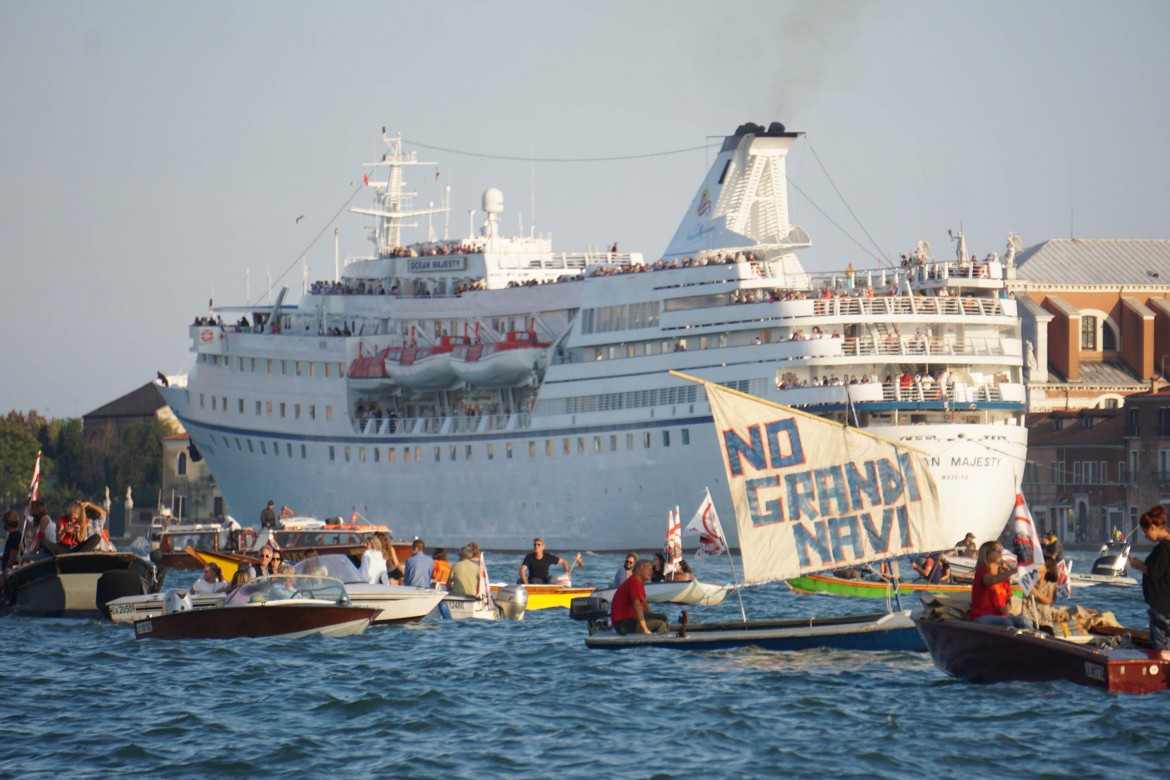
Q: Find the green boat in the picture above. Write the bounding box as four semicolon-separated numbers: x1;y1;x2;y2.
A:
786;573;1022;599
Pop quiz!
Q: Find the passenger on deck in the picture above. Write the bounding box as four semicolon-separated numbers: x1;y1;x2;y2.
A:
447;544;480;597
376;531;404;584
3;511;20;572
28;501;54;554
249;546;277;578
672;559;695;582
1128;504;1170;650
911;553;944;584
650;552;668;583
191;563;229;594
518;537;572;585
359;536;389;585
431;548;451;589
403;539;434;589
969;541;1033;629
611;559;669;635
953;533;977;556
613;553;637;588
1023;557;1058;630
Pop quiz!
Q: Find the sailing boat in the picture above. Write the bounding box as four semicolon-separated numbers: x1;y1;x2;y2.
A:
571;375;949;650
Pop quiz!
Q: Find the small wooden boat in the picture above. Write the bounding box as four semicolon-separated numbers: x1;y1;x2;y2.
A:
2;550;158;618
915;601;1169;693
133;574;377;640
786;573;1023;599
571;597;924;651
593;579;732;607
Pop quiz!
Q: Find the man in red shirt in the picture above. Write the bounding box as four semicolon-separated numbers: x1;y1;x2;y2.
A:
610;559;668;634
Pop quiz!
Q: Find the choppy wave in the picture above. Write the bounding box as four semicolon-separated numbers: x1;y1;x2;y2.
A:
2;553;1165;778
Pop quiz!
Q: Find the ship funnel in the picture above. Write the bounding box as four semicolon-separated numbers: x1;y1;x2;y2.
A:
662;123;808;260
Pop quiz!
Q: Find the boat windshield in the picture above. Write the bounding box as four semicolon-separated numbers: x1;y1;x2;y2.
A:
225;574;348;606
292;554;363;583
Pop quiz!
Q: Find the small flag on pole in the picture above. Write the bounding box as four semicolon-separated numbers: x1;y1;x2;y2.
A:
664;507;682;576
686;488;727;558
1009;493;1044;596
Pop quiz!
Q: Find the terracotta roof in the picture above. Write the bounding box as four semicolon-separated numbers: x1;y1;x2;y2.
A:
1013;238;1170;286
1026;409;1126;448
84;382;166;420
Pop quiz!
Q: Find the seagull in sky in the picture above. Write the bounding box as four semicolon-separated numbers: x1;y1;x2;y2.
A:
296;214;304;223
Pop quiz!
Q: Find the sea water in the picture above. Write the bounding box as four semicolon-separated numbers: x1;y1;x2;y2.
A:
2;552;1165;778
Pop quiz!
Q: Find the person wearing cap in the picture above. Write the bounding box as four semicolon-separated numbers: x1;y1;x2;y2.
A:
1042;531;1064;562
953;533;977;556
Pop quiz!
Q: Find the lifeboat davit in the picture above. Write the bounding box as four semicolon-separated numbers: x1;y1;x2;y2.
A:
347;347;398;392
384;335;467;391
451;331;549;387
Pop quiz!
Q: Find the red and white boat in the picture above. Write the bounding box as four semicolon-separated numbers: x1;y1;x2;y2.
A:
451;330;549;387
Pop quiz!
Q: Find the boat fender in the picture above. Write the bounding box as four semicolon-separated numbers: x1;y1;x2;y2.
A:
163;589;193;614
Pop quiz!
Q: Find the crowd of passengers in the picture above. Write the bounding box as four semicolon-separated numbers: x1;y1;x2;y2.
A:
776;370;965;397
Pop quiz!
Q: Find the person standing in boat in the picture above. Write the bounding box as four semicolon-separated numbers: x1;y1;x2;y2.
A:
447;544;480;597
610;559;668;635
1127;505;1170;650
969;541;1034;630
260;501;277;530
403;538;434;590
3;511;21;572
431;548;451;589
612;552;637;588
1041;531;1064;563
518;538;572;585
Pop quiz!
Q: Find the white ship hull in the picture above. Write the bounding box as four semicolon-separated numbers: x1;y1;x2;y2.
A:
161;123;1029;552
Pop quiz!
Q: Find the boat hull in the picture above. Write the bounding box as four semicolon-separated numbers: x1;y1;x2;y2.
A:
915;617;1170;693
786;574;1022;599
3;552;157;618
133;604;377;640
583;610;924;652
451;347;543;387
492;583;593;610
593;580;732;606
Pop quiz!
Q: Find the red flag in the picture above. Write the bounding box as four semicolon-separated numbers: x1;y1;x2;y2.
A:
363;173;369;186
1009;493;1044;596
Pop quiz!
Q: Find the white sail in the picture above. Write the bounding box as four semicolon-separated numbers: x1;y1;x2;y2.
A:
699;379;948;585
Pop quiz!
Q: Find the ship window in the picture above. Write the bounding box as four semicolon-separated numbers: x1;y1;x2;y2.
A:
295;404;301;419
374;448;380;463
434;447;441;462
255;401;261;416
529;442;536;458
358;447;366;463
682;429;690;445
414;446;422;462
247;439;254;453
238;399;244;413
325;363;332;378
506;443;513;460
699;336;709;350
309;362;317;377
235;437;242;449
310;405;316;420
388;448;396;464
662;430;671;447
326;406;333;422
260;442;266;455
403;448;411;464
239;358;245;371
593;437;601;453
627;433;634;450
273;441;279;457
280;402;286;418
250;358;256;372
266;401;273;417
464;445;472;461
578;437;586;454
345;446;352;463
301;444;307;459
626;344;635;358
222;396;227;411
200;393;205;408
643;432;651;448
296;361;303;376
177;452;187;476
267;359;273;374
610;435;617;452
210;396;216;411
563;439;571;455
486;444;493;460
329;445;335;461
545;440;553;457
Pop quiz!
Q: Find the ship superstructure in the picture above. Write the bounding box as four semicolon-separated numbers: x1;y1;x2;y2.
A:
159;123;1028;550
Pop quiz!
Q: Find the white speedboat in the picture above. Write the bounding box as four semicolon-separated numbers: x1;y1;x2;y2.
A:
292;554;444;623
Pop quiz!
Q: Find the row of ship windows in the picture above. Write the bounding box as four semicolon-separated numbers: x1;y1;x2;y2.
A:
198;393;334;422
202;429;693;463
199;353;347;378
533;381;744;416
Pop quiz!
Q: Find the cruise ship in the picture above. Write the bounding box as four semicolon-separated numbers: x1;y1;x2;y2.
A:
157;122;1028;551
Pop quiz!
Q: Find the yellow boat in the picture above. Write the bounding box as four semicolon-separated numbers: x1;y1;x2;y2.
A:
491;582;595;610
187;547;254;583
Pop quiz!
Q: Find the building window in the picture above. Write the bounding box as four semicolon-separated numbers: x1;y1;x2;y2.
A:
1080;316;1096;350
177;451;187;476
1159;408;1170;436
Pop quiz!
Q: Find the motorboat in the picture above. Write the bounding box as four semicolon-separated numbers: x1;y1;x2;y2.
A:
786;572;1023;599
292;554;443;623
1073;536;1139;586
492;581;594;611
593;579;732;607
914;592;1168;693
571;596;924;652
133;574;378;640
2;550;158;618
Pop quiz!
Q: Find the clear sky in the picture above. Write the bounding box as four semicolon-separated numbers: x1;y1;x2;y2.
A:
2;1;1167;419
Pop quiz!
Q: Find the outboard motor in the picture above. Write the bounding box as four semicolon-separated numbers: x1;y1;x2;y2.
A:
569;595;611;635
163;589;193;614
1090;540;1131;577
494;583;528;620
